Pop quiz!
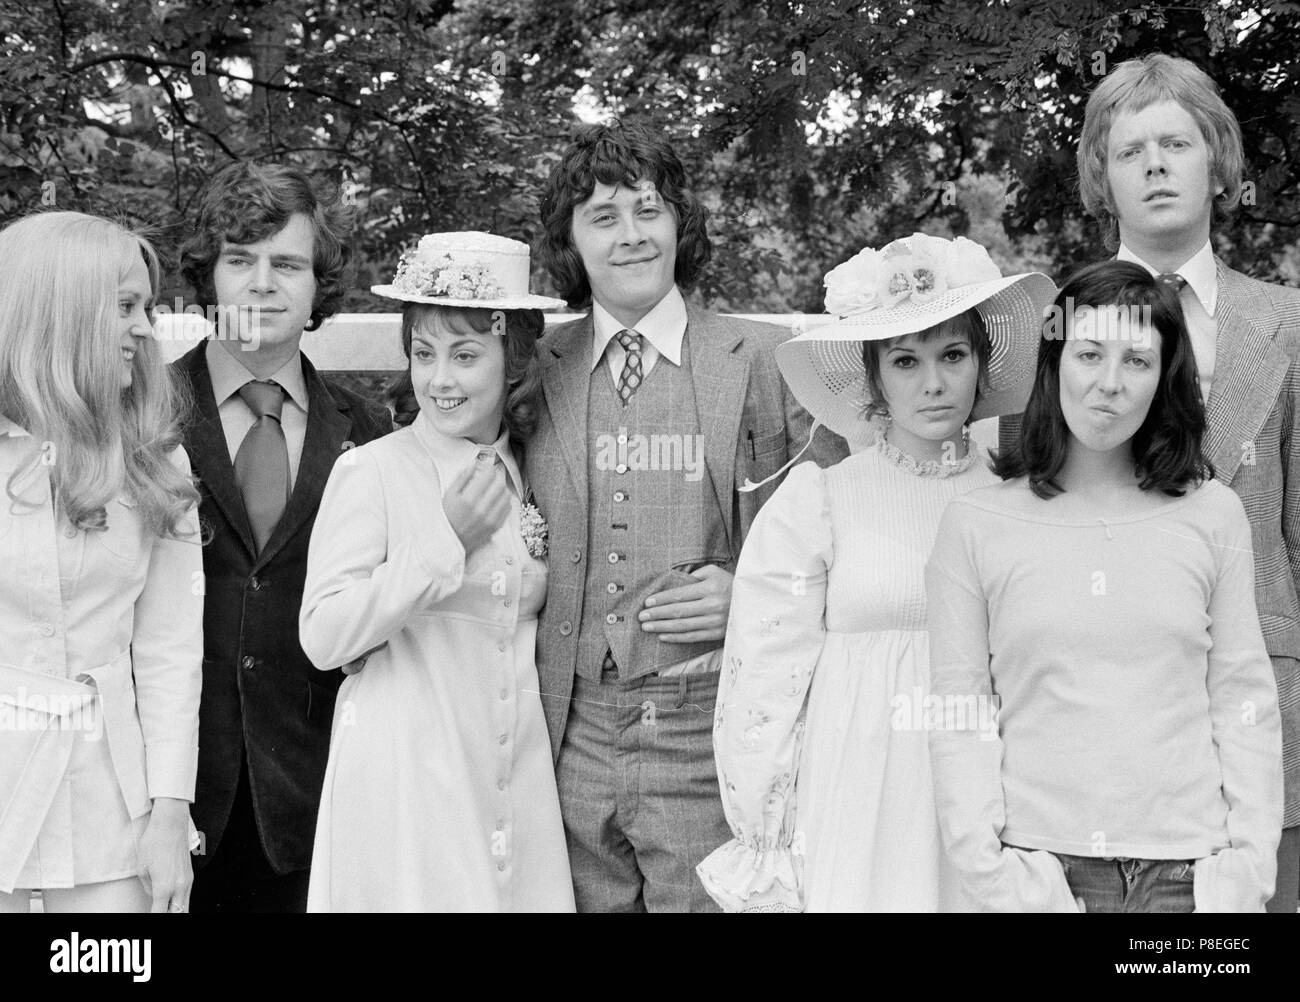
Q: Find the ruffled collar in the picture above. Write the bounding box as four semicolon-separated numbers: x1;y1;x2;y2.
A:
876;435;982;478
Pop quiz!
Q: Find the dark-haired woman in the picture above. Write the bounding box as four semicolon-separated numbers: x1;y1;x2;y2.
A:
697;234;1056;911
926;260;1283;912
299;233;575;911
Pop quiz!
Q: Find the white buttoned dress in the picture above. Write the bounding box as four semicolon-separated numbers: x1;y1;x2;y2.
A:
300;411;573;912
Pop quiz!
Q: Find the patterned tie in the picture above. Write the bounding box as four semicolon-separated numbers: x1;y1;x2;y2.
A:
614;330;643;405
1157;272;1188;294
234;380;290;553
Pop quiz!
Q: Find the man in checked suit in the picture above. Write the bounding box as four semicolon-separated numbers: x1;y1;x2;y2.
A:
1003;54;1300;911
526;122;847;911
173;163;392;911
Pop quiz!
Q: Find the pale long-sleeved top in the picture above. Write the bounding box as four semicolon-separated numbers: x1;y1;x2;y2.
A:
925;477;1283;912
0;416;202;891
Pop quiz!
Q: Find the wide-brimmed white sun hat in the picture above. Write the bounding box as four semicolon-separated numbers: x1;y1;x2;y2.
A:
776;233;1057;450
372;231;567;311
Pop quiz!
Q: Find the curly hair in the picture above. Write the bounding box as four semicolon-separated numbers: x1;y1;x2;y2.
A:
180;161;355;330
993;261;1211;497
860;309;991;423
390;305;545;448
538;120;711;307
1077;54;1245;251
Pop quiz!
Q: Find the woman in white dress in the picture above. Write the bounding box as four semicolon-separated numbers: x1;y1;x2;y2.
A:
300;233;574;911
696;234;1055;911
0;212;202;913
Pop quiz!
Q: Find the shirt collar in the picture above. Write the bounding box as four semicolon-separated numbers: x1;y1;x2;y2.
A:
205;338;310;412
411;409;525;501
589;285;688;371
1117;240;1218;316
0;413;31;439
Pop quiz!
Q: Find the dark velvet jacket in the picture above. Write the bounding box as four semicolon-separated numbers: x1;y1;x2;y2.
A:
172;341;393;873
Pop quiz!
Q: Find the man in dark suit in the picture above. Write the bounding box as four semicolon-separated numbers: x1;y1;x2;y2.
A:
174;163;392;911
1003;54;1300;911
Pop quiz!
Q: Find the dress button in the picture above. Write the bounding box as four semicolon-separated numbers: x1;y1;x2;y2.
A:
615;463;628;474
608;552;619;564
38;622;55;637
559;621;573;636
497;642;507;653
505;557;514;566
503;599;511;608
497;862;506;871
570;550;582;563
613;491;626;503
241;655;255;670
64;527;77;539
500;688;509;700
499;733;508;745
606;582;618;594
605;613;618;625
497;779;506;791
617;433;627;445
248;576;261;591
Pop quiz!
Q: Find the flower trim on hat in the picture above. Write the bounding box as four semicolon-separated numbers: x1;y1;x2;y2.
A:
823;233;1004;317
392;251;504;301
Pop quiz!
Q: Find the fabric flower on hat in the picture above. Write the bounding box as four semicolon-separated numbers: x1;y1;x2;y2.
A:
825;232;1003;315
823;247;884;316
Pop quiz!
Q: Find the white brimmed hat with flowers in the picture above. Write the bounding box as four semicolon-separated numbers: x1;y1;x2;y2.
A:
372;230;567;311
776;233;1057;451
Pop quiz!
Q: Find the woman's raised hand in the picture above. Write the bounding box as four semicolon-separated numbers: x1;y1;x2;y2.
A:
442;450;512;557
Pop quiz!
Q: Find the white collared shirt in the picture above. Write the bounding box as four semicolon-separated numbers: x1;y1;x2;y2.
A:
1117;241;1217;400
411;409;525;503
206;339;310;489
589;285;688;385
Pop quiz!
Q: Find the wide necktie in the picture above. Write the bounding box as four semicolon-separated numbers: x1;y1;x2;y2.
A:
614;329;643;405
234;380;290;553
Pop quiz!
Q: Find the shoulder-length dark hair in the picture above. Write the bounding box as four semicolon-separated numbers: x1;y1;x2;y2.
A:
180;161;354;331
538;120;711;308
994;260;1211;497
387;305;544;449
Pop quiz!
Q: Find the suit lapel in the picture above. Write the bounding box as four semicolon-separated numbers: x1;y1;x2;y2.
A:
686;305;749;545
178;342;258;560
255;353;352;568
540;318;595;512
1205;262;1290;484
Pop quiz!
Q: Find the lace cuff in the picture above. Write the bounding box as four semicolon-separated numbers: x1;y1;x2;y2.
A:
696;840;803;913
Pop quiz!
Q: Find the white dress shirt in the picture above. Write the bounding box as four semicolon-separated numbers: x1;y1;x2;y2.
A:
1118;241;1218;401
590;285;689;384
205;340;310;490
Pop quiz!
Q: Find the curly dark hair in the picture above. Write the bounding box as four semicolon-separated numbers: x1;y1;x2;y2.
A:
993;261;1212;497
538;120;711;308
388;305;544;448
180;161;354;331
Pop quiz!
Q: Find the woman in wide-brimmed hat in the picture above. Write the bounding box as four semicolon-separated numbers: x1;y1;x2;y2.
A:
299;232;576;911
696;233;1056;912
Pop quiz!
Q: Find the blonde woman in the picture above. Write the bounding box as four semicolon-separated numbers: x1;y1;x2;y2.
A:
0;212;203;913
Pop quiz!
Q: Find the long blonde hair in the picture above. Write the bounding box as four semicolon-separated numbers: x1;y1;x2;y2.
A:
0;211;198;537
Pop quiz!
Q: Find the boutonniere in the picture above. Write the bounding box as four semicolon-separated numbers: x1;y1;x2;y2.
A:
520;488;548;559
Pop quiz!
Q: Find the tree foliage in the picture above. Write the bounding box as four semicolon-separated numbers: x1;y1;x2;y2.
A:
2;0;1297;315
